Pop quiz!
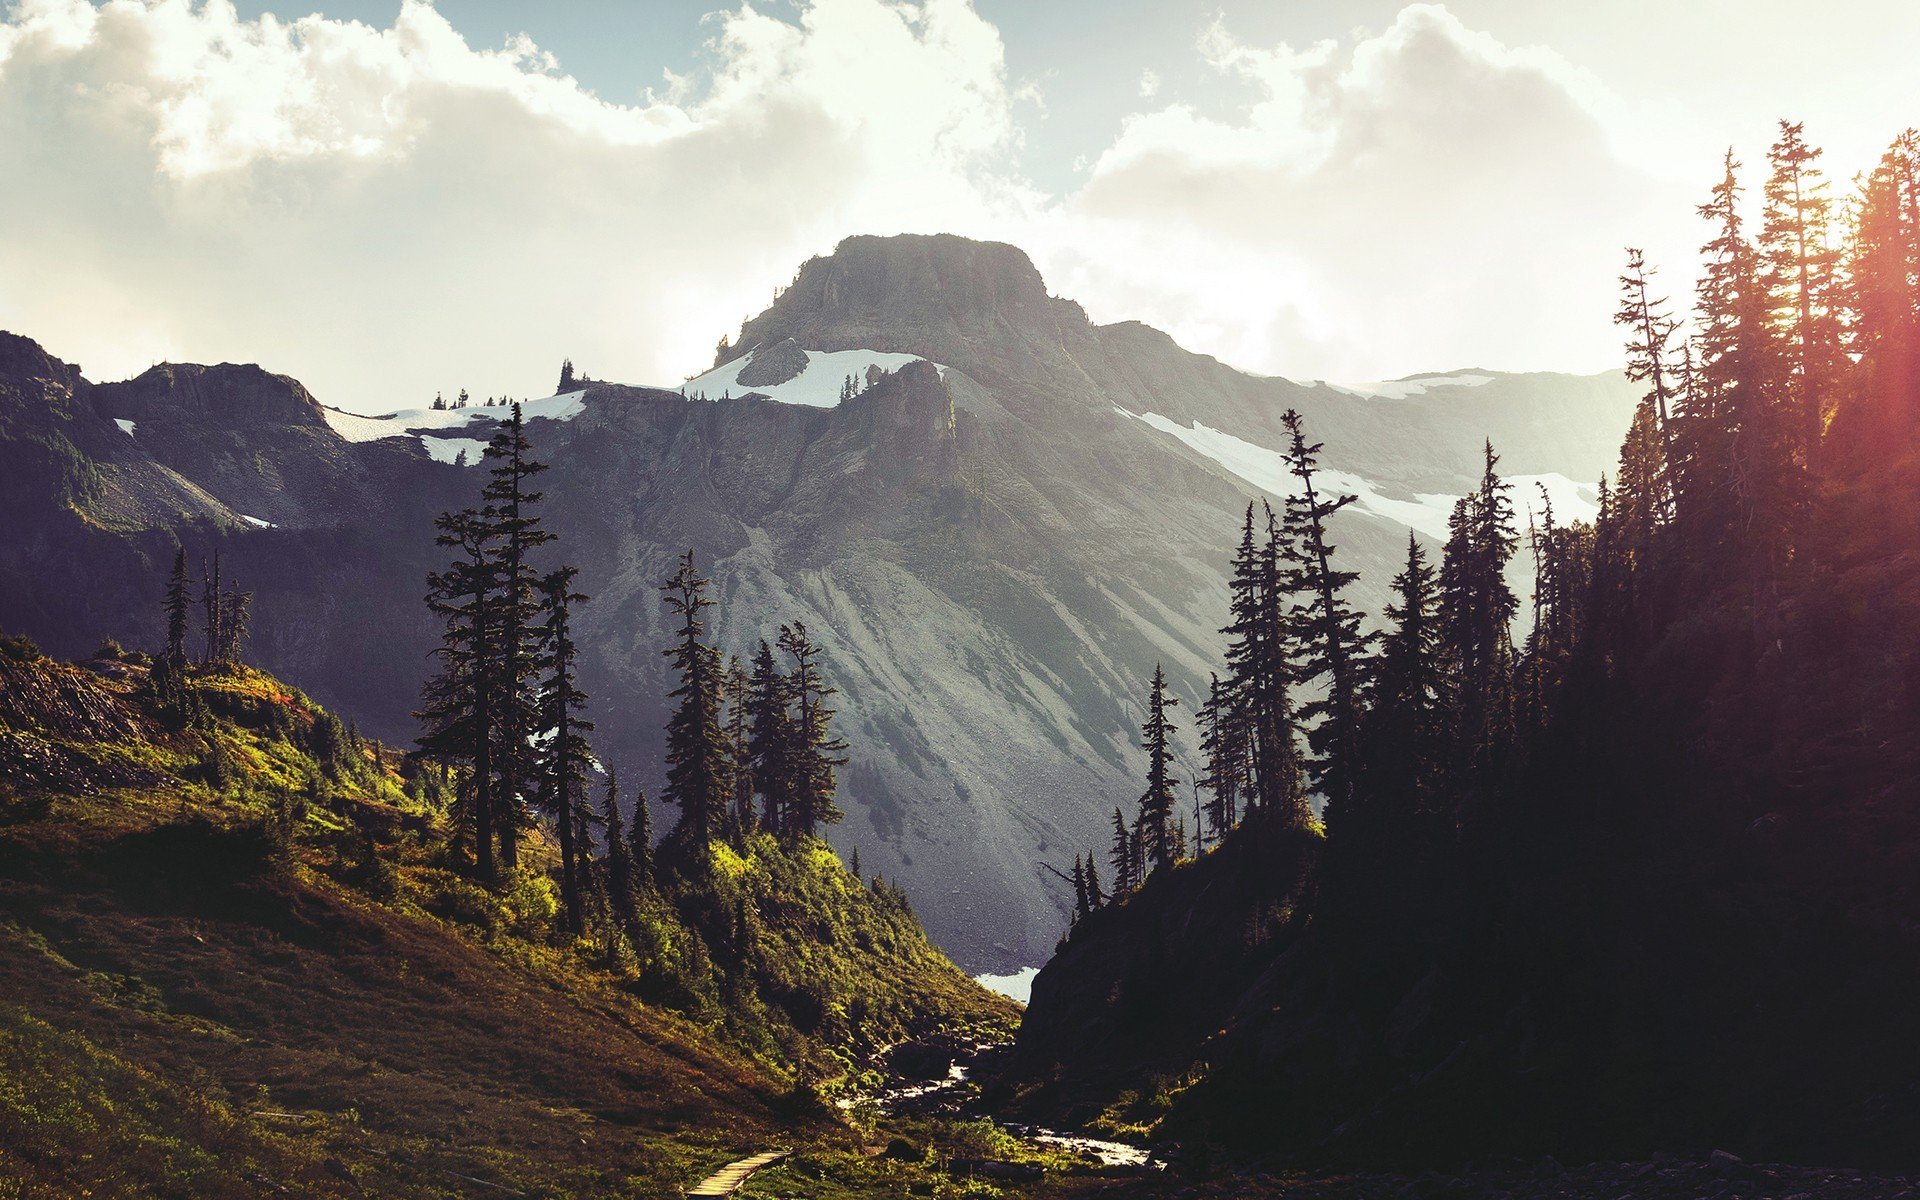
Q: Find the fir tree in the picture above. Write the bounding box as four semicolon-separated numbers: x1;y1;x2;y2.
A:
1437;442;1520;768
536;567;594;934
418;507;501;882
557;359;575;392
219;582;253;665
629;787;654;891
1109;806;1136;894
660;551;729;848
1136;665;1182;874
163;548;193;666
1278;409;1372;825
1198;673;1246;842
1687;149;1797;576
1761;120;1843;472
1221;503;1304;824
199;550;222;666
779;621;848;837
723;655;756;838
481;403;554;872
747;641;795;833
1365;535;1448;807
1840;131;1920;444
599;767;641;930
1614;248;1681;492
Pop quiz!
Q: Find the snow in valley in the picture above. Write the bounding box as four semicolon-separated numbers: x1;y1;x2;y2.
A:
322;390;587;449
1122;410;1599;540
975;967;1038;1005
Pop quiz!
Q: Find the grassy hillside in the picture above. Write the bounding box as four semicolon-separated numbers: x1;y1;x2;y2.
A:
0;638;1023;1198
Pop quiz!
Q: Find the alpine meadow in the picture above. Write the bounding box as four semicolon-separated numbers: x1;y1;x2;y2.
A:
4;3;1920;1198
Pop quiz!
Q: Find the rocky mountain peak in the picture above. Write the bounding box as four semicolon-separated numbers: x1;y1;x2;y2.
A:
0;332;87;406
94;362;328;430
730;234;1092;397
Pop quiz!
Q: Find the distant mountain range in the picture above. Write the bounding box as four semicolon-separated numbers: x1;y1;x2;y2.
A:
0;233;1636;970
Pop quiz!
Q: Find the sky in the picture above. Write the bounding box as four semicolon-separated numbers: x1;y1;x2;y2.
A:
1;0;1915;413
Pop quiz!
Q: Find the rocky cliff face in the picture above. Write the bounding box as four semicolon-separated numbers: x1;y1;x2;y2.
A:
0;235;1636;970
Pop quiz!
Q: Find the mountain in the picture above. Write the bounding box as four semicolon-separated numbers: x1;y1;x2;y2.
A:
0;234;1636;971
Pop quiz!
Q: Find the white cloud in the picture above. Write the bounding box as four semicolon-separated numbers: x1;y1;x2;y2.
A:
0;0;1037;407
0;1;1701;406
1036;4;1686;381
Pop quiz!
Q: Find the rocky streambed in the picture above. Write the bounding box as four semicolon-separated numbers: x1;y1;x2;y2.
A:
848;1035;1162;1174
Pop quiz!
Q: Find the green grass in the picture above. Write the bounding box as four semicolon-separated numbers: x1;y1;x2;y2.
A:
0;648;1052;1198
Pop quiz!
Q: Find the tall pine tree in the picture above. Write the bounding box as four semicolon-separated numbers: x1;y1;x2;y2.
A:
659;551;729;849
778;622;848;838
1136;665;1183;874
536;567;594;934
480;403;554;873
1278;409;1372;826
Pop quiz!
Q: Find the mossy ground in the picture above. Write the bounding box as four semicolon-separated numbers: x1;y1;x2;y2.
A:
0;646;1102;1199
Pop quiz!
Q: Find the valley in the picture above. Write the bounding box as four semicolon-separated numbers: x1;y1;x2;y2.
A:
0;234;1635;973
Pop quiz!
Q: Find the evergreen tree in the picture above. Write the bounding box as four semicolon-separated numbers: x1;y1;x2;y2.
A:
418;507;501;883
599;767;641;930
1083;853;1104;909
1437;442;1520;768
660;551;730;847
536;567;594;935
1136;665;1182;874
200;550;223;666
163;548;193;666
1221;503;1305;824
1109;806;1136;894
1760;120;1843;472
723;655;756;837
1687;149;1797;577
779;621;848;837
629;787;654;891
557;359;575;392
1278;409;1372;825
1614;248;1680;494
1840;131;1920;444
1364;535;1448;810
219;582;253;665
747;641;795;833
481;403;554;872
1071;855;1090;920
1197;673;1247;841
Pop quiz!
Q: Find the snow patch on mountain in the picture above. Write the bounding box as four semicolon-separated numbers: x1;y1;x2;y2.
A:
322;390;587;445
423;436;492;465
681;347;941;408
113;418;136;436
1124;410;1597;539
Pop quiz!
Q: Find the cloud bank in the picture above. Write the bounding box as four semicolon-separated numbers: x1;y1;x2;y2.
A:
0;0;1684;409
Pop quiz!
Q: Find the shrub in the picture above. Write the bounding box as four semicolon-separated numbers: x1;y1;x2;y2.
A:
503;870;558;934
352;832;400;902
423;873;503;934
